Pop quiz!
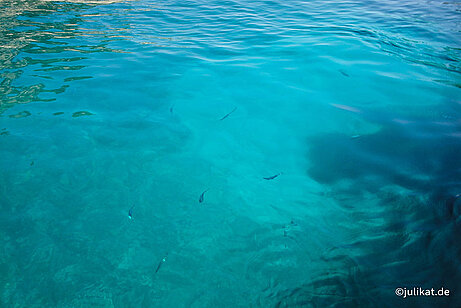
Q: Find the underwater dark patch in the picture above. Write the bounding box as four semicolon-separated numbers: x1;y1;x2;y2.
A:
303;113;461;306
307;116;461;200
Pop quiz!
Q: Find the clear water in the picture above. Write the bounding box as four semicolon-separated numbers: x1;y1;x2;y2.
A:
0;0;460;307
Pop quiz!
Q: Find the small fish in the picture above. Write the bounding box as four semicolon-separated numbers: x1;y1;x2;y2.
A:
283;219;297;237
220;107;237;121
263;173;281;180
30;161;34;166
199;190;208;203
155;252;168;273
128;205;135;219
170;105;174;113
351;135;361;139
339;69;350;77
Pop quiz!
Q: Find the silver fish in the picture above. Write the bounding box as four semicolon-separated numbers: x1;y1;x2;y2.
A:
155;253;168;273
220;107;237;121
199;190;208;203
263;173;281;180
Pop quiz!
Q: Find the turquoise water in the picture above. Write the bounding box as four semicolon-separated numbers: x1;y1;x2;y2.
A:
1;0;460;307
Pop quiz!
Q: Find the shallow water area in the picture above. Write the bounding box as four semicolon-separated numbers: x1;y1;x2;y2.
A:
0;0;460;307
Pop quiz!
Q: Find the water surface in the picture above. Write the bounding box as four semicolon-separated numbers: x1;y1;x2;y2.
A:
1;0;460;307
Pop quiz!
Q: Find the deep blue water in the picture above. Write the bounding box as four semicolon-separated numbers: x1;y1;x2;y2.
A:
0;0;460;307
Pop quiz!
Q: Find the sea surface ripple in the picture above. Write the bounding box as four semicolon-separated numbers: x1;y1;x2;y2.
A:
0;0;460;307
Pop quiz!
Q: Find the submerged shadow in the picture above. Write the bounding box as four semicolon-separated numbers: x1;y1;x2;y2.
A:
308;114;461;204
283;111;461;307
